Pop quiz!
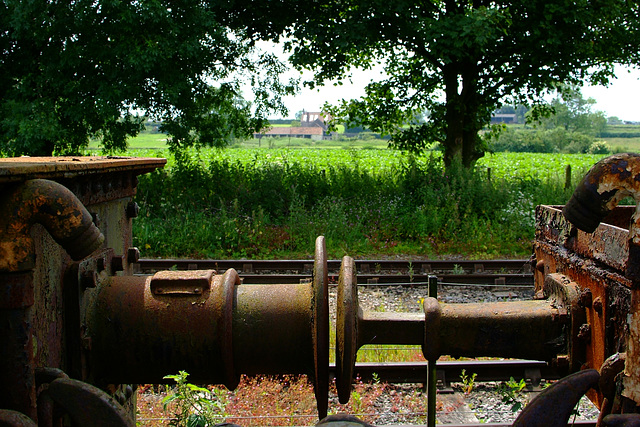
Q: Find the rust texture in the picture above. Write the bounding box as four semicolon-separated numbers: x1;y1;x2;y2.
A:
44;377;134;427
88;269;318;382
623;288;640;403
535;204;632;402
336;261;572;405
536;153;640;410
0;157;165;423
86;237;329;419
0;179;104;272
336;256;358;404
428;300;565;361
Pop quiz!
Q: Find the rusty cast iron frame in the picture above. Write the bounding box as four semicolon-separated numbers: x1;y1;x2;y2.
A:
0;157;166;424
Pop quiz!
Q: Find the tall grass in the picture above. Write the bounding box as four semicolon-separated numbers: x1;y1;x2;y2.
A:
133;149;588;259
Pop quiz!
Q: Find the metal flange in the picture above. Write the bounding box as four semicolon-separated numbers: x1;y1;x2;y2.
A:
313;236;330;419
336;255;358;404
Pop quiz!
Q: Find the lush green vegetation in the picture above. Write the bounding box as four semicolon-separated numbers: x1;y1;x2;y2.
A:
128;140;608;260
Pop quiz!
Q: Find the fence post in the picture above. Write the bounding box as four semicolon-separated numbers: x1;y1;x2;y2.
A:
487;167;492;182
564;165;572;190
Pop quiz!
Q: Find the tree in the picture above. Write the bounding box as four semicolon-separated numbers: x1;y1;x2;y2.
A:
531;87;607;136
0;0;297;156
284;0;639;168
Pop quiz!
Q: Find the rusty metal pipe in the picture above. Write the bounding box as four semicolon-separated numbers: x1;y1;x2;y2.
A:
563;153;640;234
0;179;103;421
423;298;567;361
358;312;424;346
0;179;104;271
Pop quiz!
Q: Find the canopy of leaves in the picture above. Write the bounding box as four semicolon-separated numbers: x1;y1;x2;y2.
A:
0;0;297;156
285;0;640;168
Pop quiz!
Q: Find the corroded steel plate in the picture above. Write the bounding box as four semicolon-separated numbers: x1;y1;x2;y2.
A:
0;156;167;183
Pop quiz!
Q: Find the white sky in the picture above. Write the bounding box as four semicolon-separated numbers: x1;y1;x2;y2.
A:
272;63;640;122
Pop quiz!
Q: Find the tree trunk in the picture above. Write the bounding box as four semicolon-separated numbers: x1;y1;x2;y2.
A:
442;63;484;170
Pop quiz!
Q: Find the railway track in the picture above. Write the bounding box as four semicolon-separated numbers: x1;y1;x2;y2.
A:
333;359;560;389
135;258;533;286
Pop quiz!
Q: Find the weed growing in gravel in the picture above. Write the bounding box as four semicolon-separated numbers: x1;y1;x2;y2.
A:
498;377;528;412
452;264;465;275
460;369;477;395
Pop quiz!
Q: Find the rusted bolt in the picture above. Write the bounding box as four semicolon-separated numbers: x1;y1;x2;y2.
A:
126;201;139;218
155;288;164;294
193;287;202;295
554;355;569;368
127;247;140;264
111;255;124;272
579;288;593;308
593;297;603;315
577;323;591;343
553;307;569;323
124;385;133;400
81;270;97;289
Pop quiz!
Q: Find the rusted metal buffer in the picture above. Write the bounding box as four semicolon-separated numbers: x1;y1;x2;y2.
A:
334;256;578;406
0;157;165;425
83;236;330;419
531;153;640;425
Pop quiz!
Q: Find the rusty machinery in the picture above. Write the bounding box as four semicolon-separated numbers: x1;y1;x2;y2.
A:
2;154;640;426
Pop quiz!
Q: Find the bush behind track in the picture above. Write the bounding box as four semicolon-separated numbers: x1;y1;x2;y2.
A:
131;149;609;260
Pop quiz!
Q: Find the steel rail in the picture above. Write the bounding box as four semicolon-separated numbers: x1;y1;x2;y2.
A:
135;258;531;274
135;259;534;286
329;359;562;386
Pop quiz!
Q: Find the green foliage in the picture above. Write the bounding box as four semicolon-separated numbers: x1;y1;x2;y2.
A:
588;140;612;155
133;149;603;259
529;87;607;136
491;127;595;154
498;377;528;412
0;0;295;156
162;371;228;426
460;369;478;395
285;0;637;168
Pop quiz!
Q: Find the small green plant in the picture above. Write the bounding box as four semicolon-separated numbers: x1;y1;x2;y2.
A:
460;369;477;395
375;263;382;274
498;377;527;412
162;371;228;426
350;389;364;414
407;261;414;283
372;372;381;385
452;264;465;275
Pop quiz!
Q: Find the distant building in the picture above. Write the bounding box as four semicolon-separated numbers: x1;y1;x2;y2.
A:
300;111;332;128
254;126;326;140
255;110;333;140
491;113;517;124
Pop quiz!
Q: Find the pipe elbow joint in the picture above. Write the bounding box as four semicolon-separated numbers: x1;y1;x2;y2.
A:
563;153;640;233
0;179;104;271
